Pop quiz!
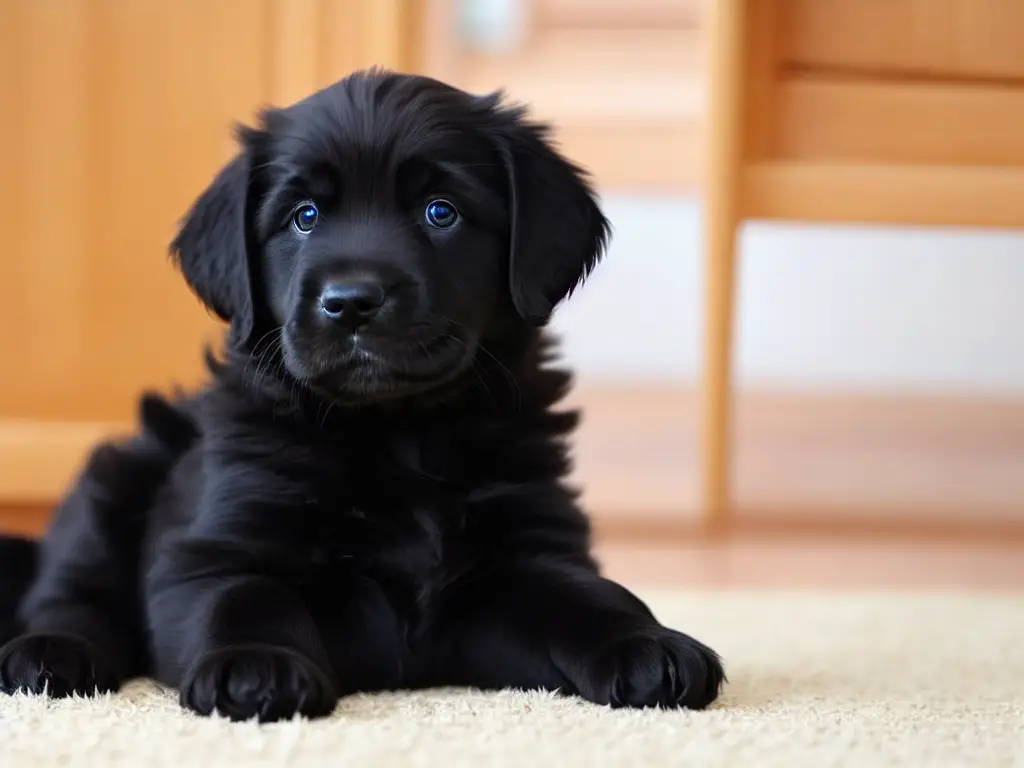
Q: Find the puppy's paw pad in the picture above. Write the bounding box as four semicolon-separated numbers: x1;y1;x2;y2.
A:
181;645;336;722
0;633;119;697
590;630;725;710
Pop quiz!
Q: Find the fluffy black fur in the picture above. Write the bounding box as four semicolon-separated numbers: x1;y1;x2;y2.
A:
0;70;724;721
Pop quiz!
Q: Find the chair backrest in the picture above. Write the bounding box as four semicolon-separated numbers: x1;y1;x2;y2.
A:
735;0;1024;229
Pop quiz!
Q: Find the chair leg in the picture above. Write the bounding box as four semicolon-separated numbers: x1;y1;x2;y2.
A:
699;0;744;529
699;223;738;529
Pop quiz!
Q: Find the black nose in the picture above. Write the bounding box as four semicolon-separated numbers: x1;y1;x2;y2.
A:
318;280;386;328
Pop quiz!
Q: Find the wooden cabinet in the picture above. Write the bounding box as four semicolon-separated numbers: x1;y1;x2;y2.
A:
0;0;411;504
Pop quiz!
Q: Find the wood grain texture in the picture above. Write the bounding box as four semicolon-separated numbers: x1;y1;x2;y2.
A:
0;1;266;426
549;121;704;192
416;0;706;190
537;0;704;29
780;0;1024;82
594;535;1024;589
266;0;321;105
0;421;128;504
265;0;414;108
698;0;745;527
0;2;91;419
0;507;49;539
320;0;408;80
741;161;1024;228
0;0;413;508
564;386;1024;528
774;75;1024;166
741;0;780;162
703;0;1024;518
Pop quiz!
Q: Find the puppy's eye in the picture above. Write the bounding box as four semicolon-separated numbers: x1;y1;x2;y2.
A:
292;203;318;234
424;199;459;229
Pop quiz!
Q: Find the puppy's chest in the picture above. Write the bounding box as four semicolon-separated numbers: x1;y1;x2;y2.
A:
305;432;472;582
306;499;466;622
308;496;449;562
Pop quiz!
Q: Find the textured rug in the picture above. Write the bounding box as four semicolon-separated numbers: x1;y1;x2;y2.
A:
1;591;1022;767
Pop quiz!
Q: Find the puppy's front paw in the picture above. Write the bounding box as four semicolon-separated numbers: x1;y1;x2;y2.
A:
580;629;725;710
181;644;337;722
0;633;120;697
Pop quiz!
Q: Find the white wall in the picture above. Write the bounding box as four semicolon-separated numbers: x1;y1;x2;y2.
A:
551;195;1024;395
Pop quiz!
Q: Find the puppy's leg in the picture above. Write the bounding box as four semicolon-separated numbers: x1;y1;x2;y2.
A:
0;536;37;646
147;560;339;723
432;561;725;710
0;395;192;697
310;577;408;697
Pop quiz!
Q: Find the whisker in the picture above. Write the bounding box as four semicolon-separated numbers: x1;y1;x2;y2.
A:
439;334;499;412
437;316;522;412
243;327;283;382
253;336;282;394
472;342;523;412
318;400;335;430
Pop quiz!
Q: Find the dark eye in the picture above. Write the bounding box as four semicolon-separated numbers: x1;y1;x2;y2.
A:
425;199;459;229
292;203;318;234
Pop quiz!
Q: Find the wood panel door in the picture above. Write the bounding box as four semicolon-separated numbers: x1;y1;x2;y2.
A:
416;0;706;191
0;1;410;506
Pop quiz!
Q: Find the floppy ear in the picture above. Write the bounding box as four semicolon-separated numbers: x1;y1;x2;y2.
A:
497;111;611;325
169;127;260;348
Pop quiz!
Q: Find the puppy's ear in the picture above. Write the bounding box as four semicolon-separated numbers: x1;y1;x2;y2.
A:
496;108;611;325
170;126;262;348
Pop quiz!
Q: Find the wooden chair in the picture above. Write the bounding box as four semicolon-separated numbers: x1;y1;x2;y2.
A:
699;0;1024;526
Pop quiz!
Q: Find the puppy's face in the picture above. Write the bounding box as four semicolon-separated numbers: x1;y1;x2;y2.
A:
254;83;510;401
172;71;609;404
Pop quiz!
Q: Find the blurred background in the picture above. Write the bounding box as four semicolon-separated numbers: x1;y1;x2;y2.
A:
1;0;1022;589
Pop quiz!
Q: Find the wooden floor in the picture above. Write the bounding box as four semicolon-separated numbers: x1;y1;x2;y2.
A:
566;384;1024;530
595;536;1024;589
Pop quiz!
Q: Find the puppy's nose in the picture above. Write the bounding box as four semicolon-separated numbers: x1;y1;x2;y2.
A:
318;279;386;328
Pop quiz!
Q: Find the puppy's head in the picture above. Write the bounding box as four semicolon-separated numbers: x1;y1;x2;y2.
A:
171;70;609;404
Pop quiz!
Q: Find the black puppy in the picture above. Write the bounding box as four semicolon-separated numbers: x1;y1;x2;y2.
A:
0;70;724;722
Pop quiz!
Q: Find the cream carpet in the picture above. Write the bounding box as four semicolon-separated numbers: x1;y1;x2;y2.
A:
1;591;1022;767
